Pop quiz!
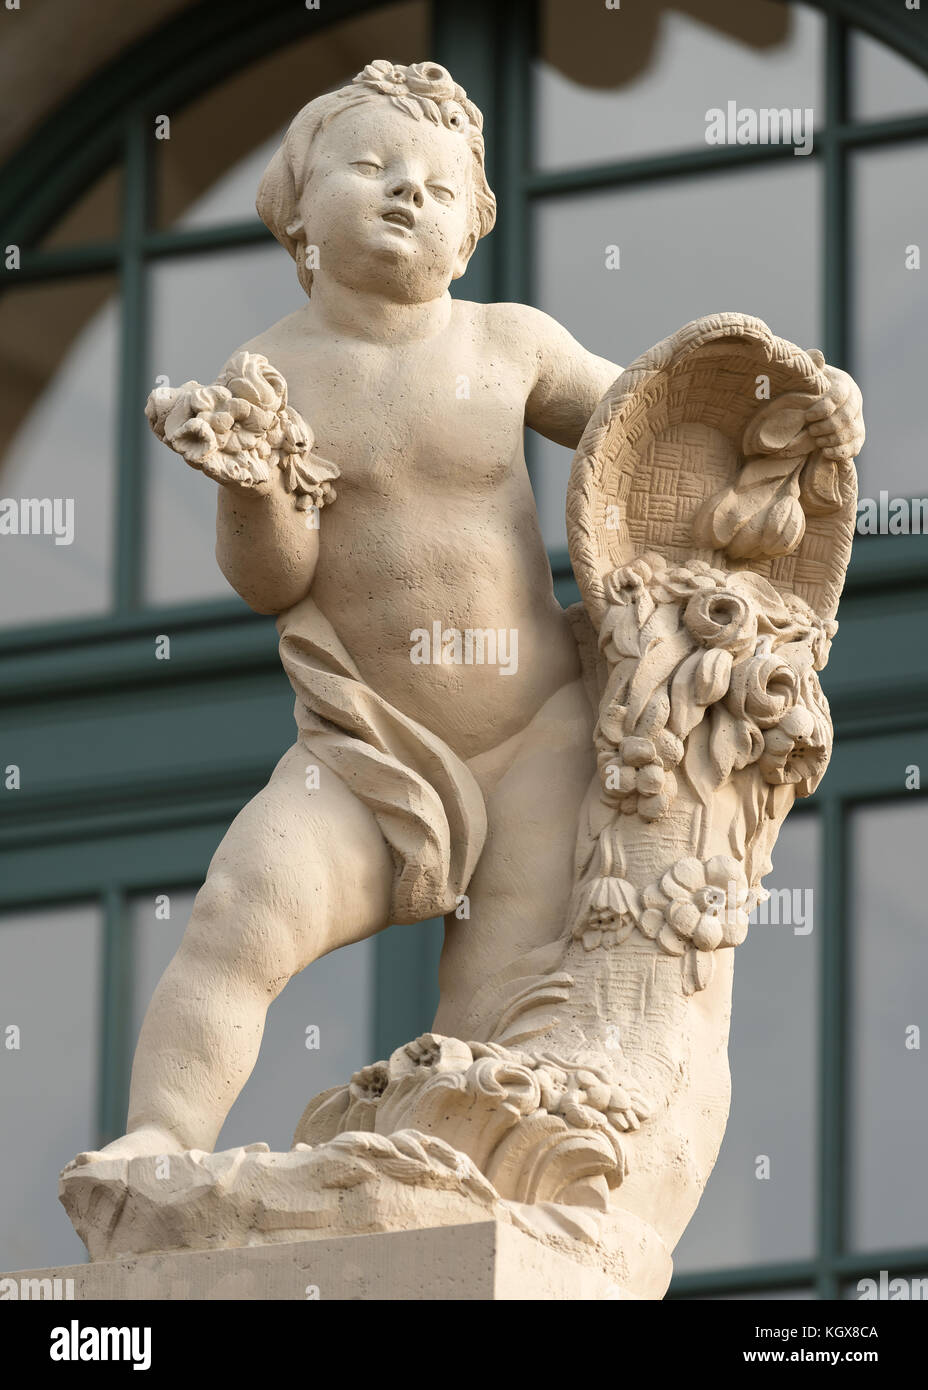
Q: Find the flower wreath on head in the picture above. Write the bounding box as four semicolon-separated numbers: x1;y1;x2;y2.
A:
350;59;481;133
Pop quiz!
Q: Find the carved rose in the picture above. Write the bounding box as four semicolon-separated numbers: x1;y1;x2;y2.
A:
405;61;458;101
640;855;751;954
684;588;758;660
353;60;465;119
725;653;799;728
758;705;828;787
355;59;411;96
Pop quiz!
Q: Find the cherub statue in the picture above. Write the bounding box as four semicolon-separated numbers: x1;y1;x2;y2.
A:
61;60;864;1295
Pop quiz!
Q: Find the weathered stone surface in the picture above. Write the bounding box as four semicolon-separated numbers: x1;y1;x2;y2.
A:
59;60;864;1298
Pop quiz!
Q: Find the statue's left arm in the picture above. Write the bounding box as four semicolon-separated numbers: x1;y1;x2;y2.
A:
493;303;623;449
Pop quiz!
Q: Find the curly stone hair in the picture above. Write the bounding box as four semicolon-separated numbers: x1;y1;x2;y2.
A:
256;59;497;296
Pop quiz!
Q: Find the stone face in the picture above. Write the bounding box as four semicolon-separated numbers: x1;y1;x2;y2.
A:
58;61;865;1298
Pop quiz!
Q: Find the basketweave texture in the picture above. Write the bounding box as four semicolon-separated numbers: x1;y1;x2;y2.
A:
567;313;857;626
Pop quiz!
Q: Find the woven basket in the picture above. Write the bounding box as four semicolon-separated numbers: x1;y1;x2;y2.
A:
566;312;857;626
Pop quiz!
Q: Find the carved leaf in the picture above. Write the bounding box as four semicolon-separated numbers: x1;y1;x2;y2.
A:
681;717;715;807
799;453;843;515
668;651;706;740
682;948;716;996
625;628;691;729
667;646;731;742
601;605;643;660
708;703;756;786
694;648;733;705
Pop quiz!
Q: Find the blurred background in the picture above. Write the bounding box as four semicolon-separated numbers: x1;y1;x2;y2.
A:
0;0;925;1298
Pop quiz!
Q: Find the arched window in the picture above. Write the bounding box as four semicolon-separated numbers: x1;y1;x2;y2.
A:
1;0;926;1296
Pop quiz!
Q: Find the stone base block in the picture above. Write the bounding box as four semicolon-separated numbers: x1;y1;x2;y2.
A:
3;1221;626;1300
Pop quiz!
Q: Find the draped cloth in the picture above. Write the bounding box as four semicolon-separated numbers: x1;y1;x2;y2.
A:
277;594;488;925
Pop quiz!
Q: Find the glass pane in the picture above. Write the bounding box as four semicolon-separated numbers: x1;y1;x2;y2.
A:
156;0;429;229
0;275;118;629
143;243;300;606
0;903;101;1271
853;142;928;500
38;165;122;249
531;159;820;548
534;0;822;170
852;32;928;122
850;802;928;1252
674;815;820;1273
131;890;375;1152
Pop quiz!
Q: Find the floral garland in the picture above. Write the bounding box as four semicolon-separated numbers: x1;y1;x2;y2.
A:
146;351;339;511
594;552;834;824
350;59;481;135
571;855;769;995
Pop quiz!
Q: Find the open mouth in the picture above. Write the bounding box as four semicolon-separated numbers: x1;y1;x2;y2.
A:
381;208;414;230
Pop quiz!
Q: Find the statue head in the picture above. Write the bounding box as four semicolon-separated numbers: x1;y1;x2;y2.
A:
256;60;497;301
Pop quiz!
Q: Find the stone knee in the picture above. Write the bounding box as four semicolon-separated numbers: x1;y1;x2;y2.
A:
174;860;318;1006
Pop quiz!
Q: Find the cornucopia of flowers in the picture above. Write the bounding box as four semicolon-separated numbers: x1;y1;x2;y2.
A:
569;551;834;993
594;552;834;824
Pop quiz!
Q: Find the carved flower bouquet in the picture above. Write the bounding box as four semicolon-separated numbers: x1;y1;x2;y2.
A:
145;351;338;511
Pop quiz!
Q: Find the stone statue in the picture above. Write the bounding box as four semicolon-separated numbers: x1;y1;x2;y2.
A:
60;60;864;1298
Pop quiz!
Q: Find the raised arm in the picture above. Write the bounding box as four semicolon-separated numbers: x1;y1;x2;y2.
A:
216;479;319;616
494;303;623;450
146;349;338;616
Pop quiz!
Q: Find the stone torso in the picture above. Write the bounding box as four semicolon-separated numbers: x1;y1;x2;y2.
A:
248;299;580;760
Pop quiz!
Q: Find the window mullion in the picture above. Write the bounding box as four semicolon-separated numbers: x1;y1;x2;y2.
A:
113;112;151;616
98;885;133;1146
823;15;851;370
817;794;848;1298
495;0;534;307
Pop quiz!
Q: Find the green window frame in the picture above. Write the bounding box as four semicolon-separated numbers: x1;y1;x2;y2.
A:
1;0;926;1296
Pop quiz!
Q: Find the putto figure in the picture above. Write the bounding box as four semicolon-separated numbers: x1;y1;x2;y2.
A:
61;60;864;1297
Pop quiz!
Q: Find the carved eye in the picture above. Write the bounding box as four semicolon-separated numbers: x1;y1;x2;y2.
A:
428;184;454;204
351;160;382;175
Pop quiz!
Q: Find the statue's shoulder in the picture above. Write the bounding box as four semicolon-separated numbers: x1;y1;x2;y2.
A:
231;305;313;372
459;298;560;365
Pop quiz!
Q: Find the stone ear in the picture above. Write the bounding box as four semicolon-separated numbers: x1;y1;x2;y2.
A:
452;230;478;279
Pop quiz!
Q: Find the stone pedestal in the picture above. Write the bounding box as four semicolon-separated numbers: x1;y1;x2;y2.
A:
2;1222;626;1300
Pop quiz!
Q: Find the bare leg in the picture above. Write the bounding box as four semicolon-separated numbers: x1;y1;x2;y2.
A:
434;678;595;1037
69;742;394;1162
